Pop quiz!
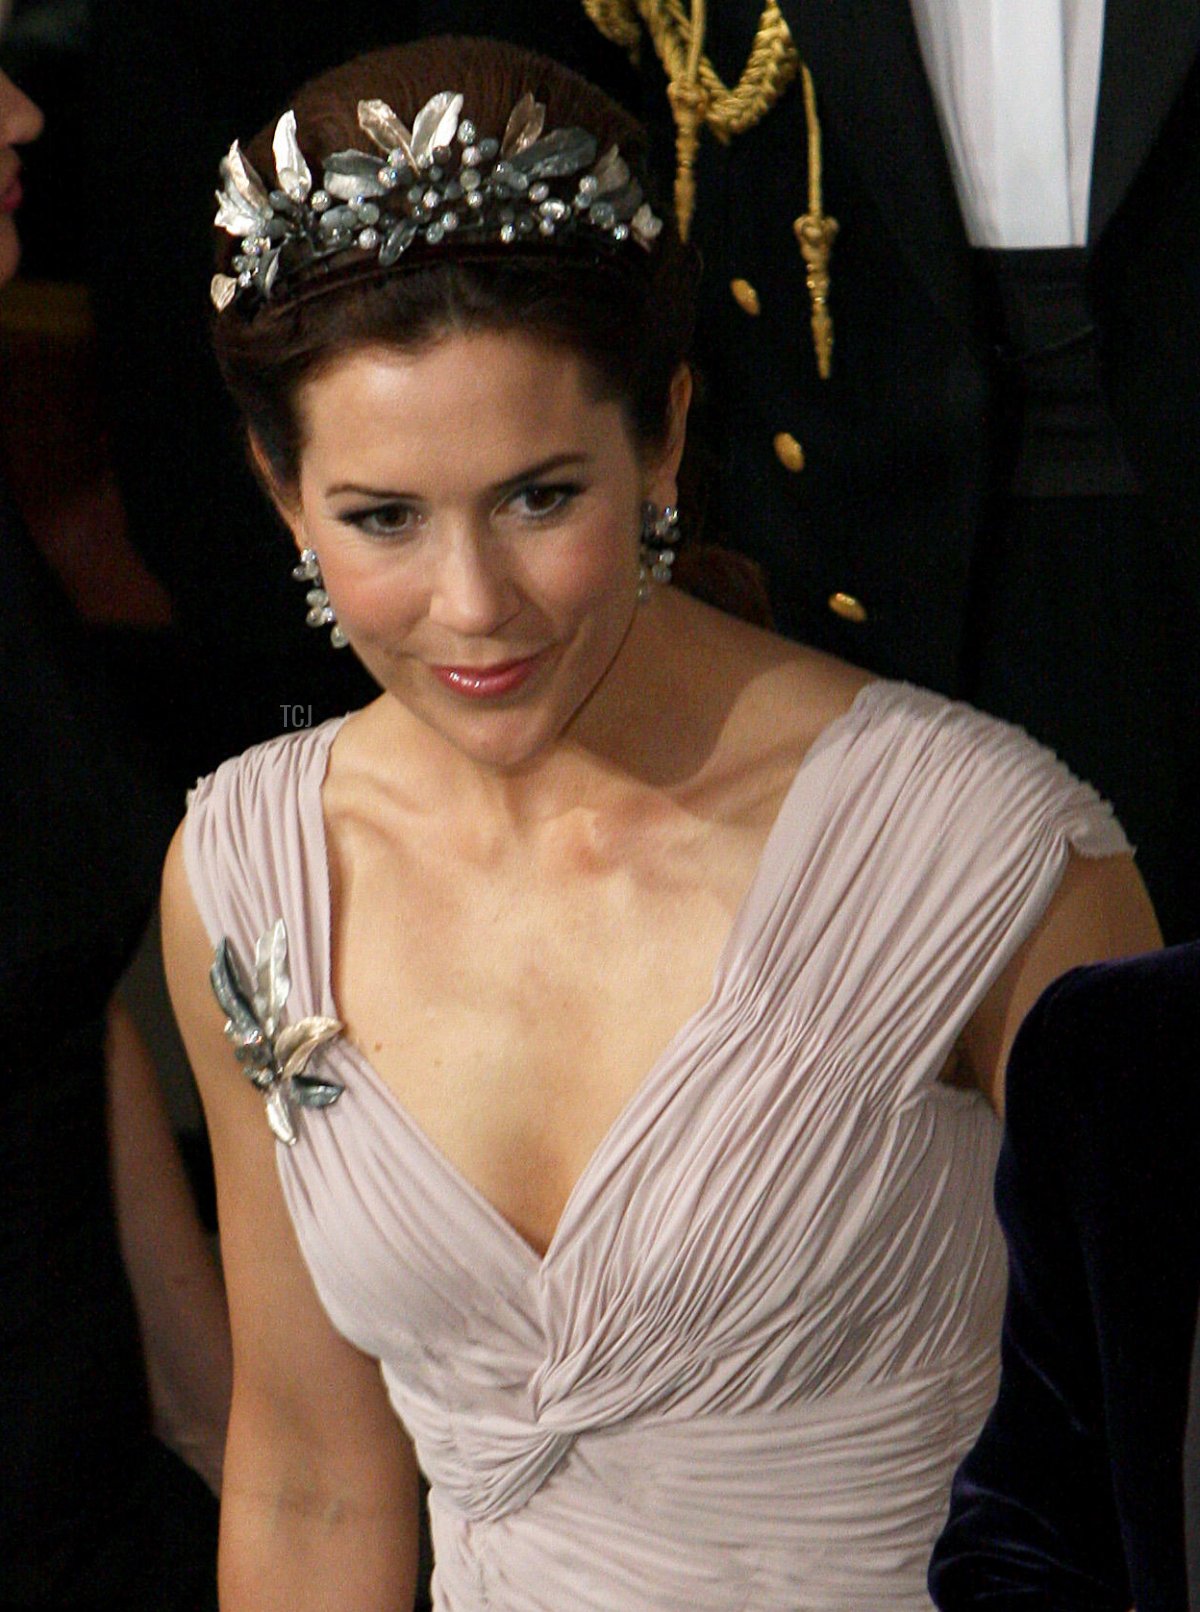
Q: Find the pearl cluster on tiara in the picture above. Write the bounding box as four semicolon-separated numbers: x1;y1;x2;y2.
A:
211;89;664;312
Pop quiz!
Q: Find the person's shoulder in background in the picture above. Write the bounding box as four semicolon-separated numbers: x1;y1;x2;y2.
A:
930;939;1200;1611
1017;941;1200;1094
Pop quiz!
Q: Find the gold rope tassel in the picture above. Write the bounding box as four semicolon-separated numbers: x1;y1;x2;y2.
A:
580;0;837;378
792;66;838;379
665;0;707;240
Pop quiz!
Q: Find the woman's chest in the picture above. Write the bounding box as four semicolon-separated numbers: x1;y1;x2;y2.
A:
328;815;764;1253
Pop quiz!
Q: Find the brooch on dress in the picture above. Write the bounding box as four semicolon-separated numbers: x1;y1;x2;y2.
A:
209;919;344;1147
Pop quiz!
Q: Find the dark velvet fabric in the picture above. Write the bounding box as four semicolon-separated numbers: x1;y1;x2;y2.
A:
929;942;1200;1610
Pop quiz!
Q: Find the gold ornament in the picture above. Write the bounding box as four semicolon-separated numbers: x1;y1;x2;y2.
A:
792;65;838;379
580;0;837;377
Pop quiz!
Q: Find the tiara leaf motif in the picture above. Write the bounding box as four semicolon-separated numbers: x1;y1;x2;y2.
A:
272;110;313;204
211;90;663;313
502;91;545;157
411;91;463;163
358;98;415;163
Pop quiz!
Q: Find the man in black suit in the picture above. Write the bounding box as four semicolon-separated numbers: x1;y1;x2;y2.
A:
929;943;1200;1610
655;2;1199;939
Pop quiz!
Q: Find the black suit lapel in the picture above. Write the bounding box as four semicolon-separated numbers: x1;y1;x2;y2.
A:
776;0;978;336
1089;0;1200;239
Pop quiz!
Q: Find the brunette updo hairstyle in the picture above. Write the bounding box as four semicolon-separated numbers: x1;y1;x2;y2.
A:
212;36;769;623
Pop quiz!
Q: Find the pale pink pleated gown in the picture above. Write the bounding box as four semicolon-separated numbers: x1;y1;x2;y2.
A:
186;682;1130;1610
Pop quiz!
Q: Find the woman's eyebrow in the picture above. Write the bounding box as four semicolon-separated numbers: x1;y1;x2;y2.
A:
326;481;417;500
489;452;591;495
326;452;592;503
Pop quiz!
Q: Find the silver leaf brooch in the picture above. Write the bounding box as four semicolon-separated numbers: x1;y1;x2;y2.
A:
209;919;344;1147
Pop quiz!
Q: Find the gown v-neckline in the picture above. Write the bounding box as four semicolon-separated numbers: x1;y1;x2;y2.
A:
305;686;875;1269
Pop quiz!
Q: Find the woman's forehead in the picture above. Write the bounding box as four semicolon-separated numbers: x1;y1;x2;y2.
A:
296;329;630;485
307;328;592;398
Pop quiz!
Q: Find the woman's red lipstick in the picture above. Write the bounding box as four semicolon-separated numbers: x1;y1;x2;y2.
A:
429;651;547;698
0;174;23;216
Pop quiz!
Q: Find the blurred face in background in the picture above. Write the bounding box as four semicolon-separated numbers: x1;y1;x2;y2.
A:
0;68;43;287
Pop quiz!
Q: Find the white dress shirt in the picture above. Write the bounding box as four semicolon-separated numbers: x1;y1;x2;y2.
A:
908;0;1107;246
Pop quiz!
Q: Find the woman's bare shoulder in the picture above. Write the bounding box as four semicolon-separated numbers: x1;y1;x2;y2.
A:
666;597;875;820
766;643;876;735
685;597;874;752
319;695;431;823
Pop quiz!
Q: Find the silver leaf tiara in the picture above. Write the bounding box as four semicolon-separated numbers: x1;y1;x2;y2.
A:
211;89;663;312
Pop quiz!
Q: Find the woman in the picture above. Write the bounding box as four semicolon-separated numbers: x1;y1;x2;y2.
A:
162;36;1160;1611
0;62;226;1610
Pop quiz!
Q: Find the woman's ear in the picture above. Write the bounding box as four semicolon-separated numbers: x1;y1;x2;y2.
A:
644;364;693;508
247;433;305;548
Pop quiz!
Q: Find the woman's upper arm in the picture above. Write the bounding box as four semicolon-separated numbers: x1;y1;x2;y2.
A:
161;824;419;1611
963;852;1162;1115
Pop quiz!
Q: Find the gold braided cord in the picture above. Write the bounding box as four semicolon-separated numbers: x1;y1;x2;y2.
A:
801;63;821;215
579;0;836;376
582;0;644;55
793;64;838;378
582;0;800;137
649;0;798;138
663;0;706;239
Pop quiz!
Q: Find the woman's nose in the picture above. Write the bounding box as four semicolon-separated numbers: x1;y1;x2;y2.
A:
427;530;520;636
0;73;44;147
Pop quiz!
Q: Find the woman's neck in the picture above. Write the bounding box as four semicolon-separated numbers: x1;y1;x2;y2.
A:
349;589;735;833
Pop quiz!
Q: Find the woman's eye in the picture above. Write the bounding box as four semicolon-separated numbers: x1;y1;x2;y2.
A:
506;483;579;520
343;503;419;539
